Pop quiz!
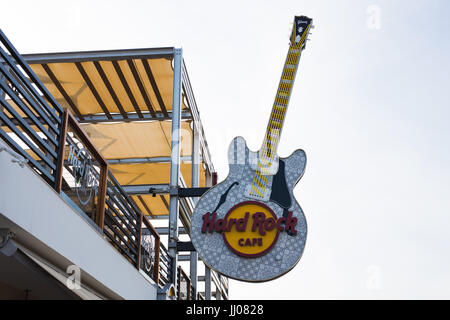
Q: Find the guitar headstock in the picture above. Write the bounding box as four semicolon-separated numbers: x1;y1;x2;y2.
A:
290;16;313;47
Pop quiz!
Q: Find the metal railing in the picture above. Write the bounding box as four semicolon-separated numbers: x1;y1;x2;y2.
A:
104;172;141;267
104;171;166;285
58;110;108;228
177;266;191;300
0;29;64;186
190;282;195;300
158;243;173;287
140;212;161;283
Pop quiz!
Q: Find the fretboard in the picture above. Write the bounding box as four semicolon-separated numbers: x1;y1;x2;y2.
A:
260;36;307;160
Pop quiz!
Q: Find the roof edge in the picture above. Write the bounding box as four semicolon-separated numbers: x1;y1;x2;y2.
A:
21;47;175;64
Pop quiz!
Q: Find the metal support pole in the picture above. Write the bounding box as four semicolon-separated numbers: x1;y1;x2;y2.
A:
190;120;200;299
203;168;215;300
205;266;211;300
168;48;183;291
205;169;212;187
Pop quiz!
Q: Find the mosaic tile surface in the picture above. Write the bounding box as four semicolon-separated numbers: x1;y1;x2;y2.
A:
191;137;307;282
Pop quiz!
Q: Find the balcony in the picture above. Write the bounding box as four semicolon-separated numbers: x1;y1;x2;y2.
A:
0;29;228;300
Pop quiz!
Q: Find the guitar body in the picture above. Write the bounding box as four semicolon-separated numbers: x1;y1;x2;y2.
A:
190;136;307;282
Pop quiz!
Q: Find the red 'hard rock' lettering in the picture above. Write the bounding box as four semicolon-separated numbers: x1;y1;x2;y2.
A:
201;211;297;236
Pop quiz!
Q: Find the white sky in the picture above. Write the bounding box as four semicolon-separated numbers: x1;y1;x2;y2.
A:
2;0;450;299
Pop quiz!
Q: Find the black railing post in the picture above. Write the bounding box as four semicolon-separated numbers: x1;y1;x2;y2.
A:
55;110;69;193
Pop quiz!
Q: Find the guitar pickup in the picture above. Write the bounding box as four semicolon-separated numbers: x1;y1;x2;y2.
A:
248;152;279;175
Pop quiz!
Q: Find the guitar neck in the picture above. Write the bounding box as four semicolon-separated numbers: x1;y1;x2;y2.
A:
250;15;312;198
260;25;310;159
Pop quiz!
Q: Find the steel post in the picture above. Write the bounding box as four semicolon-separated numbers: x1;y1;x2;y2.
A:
202;168;214;300
190;120;200;299
205;266;211;300
168;48;183;291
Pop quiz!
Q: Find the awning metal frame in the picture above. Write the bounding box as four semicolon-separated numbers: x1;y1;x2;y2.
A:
21;47;175;64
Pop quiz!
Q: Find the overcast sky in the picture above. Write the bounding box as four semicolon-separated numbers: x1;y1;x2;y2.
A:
3;0;450;299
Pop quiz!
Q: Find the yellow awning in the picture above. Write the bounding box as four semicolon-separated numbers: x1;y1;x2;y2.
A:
3;50;210;218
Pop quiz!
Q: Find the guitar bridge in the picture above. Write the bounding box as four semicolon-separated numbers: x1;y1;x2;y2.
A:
244;184;271;202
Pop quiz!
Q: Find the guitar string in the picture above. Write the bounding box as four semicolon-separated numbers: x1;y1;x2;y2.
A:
259;35;307;195
251;32;305;196
256;47;298;197
254;45;293;196
249;48;291;195
252;28;308;195
251;31;306;194
257;41;304;196
251;27;309;197
259;31;308;194
254;42;299;181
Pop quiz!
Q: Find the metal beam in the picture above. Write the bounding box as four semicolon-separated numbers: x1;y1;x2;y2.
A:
75;110;192;123
205;267;211;300
160;195;170;210
108;156;192;165
0;29;63;119
168;48;183;291
154;227;186;235
178;254;202;262
121;184;209;197
198;270;229;300
211;270;227;299
6;113;191;129
176;241;195;252
141;58;169;117
136;195;154;218
0;72;4;100
198;291;219;298
147;215;169;220
121;184;170;195
75;62;112;119
127;59;156;117
178;194;193;233
179;187;209;198
203;168;214;300
181;61;214;174
112;60;143;118
93;61;128;119
190;122;201;299
42;63;84;120
21;47;175;64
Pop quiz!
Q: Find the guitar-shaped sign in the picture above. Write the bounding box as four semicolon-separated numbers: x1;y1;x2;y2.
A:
191;16;313;282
